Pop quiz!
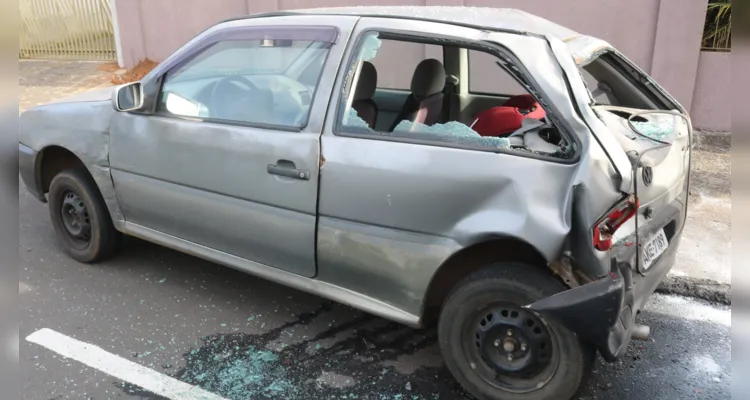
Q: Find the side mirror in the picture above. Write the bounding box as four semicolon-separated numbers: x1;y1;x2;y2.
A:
627;110;688;167
112;82;143;112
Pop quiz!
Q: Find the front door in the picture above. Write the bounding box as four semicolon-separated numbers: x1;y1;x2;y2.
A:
109;22;352;277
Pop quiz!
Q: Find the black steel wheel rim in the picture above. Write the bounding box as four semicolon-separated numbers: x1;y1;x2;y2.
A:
461;301;560;393
60;189;91;247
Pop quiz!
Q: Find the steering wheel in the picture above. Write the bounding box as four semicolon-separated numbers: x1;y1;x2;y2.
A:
209;75;260;120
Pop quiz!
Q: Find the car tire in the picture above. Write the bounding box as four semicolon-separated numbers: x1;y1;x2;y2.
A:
48;167;120;263
438;263;595;400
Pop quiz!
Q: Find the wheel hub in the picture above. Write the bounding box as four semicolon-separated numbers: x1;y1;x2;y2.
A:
60;191;91;244
473;304;553;378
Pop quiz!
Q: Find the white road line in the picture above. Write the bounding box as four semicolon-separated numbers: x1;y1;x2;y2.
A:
26;328;228;400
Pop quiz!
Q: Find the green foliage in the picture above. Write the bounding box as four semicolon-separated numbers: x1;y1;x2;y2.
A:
702;1;731;51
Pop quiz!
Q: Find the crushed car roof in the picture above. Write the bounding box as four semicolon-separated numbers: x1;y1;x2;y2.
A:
288;6;580;40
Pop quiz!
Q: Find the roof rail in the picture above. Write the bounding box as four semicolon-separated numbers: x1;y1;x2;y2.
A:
208;10;543;39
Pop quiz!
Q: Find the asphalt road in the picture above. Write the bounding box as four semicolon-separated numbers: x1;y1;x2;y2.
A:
20;184;731;400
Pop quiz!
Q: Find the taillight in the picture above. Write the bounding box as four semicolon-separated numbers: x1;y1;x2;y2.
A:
593;195;639;251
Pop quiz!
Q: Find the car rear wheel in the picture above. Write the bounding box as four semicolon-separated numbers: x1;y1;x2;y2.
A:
48;168;120;263
438;263;594;400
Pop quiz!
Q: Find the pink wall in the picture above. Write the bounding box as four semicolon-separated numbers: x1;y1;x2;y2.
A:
650;0;708;114
690;51;731;131
114;0;663;71
112;0;730;131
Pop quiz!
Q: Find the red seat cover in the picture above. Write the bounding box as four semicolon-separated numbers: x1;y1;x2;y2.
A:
471;94;546;137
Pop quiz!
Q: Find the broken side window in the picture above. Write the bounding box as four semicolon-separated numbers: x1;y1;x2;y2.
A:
336;32;576;160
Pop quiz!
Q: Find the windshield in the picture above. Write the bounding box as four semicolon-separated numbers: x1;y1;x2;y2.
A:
168;40;328;82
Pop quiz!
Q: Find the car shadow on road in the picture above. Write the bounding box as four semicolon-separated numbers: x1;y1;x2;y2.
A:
109;236;470;399
108;237;729;400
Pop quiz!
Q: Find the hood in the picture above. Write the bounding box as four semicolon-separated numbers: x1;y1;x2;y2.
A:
20;90;116;152
49;86;115;105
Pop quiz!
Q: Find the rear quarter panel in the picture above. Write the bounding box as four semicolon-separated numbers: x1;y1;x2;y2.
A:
313;19;622;317
316;137;581;316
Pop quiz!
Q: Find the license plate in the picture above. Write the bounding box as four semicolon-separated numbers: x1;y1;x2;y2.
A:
642;229;668;270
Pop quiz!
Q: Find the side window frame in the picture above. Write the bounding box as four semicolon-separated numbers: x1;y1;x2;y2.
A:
137;25;339;132
331;29;581;164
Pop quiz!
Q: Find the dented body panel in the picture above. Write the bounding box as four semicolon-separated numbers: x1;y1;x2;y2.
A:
529;191;685;360
316;16;609;316
18;7;690;361
19;91;126;229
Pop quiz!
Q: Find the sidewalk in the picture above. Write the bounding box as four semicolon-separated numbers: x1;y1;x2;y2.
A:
657;135;731;303
19;60;732;303
20;60;113;112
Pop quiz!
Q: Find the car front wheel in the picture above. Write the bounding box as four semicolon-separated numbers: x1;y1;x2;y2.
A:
438;263;594;400
48;168;120;263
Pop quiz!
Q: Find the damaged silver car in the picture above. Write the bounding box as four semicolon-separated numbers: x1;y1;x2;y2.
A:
19;7;692;400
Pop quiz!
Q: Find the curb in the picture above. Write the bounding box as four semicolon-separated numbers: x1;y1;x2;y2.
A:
694;130;730;151
656;275;731;305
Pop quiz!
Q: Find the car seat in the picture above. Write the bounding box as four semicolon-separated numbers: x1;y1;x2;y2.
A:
389;59;446;131
471;94;546;137
351;61;378;128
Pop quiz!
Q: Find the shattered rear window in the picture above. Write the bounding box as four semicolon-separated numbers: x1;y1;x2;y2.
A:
630;120;675;143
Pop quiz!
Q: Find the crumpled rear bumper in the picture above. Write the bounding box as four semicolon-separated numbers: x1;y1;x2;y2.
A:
527;200;684;361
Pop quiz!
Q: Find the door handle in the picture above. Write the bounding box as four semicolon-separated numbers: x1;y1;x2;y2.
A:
267;161;310;180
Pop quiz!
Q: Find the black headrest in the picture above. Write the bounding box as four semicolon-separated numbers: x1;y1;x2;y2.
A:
410;58;446;99
353;61;377;101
